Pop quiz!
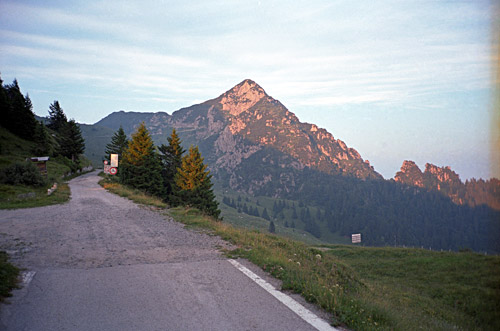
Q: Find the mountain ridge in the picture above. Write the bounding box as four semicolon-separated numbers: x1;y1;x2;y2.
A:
395;160;500;210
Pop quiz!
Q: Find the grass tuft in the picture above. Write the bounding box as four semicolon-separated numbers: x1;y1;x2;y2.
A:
98;173;167;209
0;251;20;302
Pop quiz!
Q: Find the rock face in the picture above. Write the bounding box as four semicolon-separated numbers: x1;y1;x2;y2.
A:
210;79;381;180
394;160;500;210
394;160;425;187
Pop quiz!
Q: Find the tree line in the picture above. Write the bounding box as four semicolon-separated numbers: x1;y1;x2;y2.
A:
0;75;85;172
105;123;221;219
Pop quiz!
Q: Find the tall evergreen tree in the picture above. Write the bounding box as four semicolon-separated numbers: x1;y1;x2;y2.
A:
32;121;54;156
2;79;36;139
120;122;163;196
0;74;10;130
105;126;129;160
158;129;185;202
47;100;67;132
58;119;85;162
175;145;220;219
21;93;37;139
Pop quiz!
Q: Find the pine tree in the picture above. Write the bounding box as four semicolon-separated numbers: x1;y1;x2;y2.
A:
47;100;67;132
269;221;276;234
121;122;163;196
22;93;36;139
261;207;270;220
2;79;36;139
105;126;128;160
0;74;9;130
158;129;185;203
32;121;54;156
58;119;85;162
175;145;220;219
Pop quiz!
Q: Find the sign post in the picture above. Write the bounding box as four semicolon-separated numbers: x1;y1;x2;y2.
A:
104;157;118;176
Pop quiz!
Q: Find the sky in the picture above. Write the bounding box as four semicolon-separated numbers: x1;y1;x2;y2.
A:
0;0;498;180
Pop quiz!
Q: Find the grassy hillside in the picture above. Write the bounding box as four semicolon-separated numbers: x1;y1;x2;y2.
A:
0;127;90;209
216;188;351;246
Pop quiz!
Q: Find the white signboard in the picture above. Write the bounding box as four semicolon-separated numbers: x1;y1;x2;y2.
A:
110;154;119;167
352;233;361;244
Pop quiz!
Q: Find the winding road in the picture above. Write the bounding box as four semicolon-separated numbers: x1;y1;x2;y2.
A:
0;171;335;330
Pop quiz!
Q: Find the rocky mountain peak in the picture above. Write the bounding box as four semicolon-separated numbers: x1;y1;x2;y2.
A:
394;160;424;187
424;163;461;184
219;79;268;116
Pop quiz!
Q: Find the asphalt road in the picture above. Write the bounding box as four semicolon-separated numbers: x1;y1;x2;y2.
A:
0;171;334;331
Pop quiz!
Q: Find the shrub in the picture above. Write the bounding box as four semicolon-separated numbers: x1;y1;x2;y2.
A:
0;162;47;187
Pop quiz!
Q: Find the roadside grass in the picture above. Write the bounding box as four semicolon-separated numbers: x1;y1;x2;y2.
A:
0;251;20;303
0;182;70;209
168;207;385;329
98;173;167;209
326;245;500;330
98;179;500;330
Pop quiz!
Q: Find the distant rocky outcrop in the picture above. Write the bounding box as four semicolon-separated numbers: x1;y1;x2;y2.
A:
395;160;500;210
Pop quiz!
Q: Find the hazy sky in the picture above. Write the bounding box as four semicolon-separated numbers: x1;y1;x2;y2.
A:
1;0;497;180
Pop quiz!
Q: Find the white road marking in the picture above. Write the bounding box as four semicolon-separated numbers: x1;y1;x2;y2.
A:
21;271;36;286
228;259;338;331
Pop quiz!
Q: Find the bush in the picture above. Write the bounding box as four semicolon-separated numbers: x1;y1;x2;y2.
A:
0;162;47;187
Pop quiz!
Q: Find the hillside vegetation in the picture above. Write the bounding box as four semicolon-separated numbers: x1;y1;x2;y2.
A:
0;77;90;209
0;127;76;208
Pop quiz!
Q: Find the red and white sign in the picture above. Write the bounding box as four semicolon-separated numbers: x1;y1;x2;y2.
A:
109;167;118;175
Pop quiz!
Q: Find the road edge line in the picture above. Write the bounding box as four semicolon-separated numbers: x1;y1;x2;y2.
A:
228;259;338;331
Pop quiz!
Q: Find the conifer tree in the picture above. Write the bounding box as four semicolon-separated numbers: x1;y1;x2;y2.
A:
58;119;85;162
47;100;67;132
261;207;270;220
22;93;37;139
175;145;220;219
105;126;129;160
120;122;163;196
0;79;10;134
158;129;185;203
32;121;54;156
269;221;276;233
2;79;36;139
